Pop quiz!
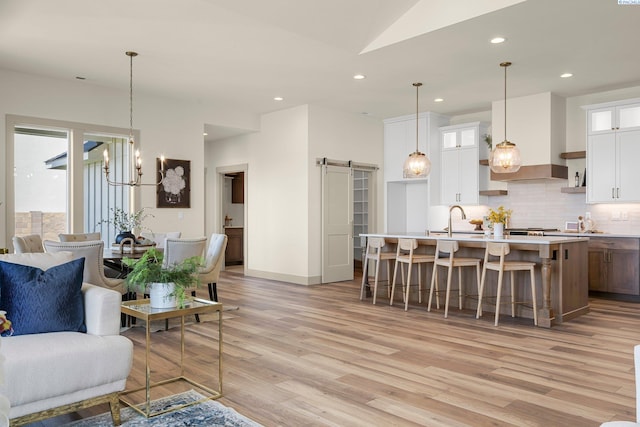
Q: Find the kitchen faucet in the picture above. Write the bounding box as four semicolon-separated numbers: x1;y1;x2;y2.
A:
448;205;467;237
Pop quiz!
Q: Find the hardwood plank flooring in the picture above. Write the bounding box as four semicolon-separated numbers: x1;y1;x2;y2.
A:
34;268;640;426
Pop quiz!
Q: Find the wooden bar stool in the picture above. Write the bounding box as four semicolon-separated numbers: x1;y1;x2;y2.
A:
390;238;435;311
360;237;396;304
428;240;481;318
476;242;538;326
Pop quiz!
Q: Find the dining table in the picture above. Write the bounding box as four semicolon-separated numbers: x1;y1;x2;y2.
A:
103;241;159;279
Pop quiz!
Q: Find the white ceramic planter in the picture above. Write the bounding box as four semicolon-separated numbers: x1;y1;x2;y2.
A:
149;282;177;309
493;222;504;239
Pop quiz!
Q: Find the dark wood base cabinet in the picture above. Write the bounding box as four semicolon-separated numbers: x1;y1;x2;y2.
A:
225;227;243;266
588;237;640;295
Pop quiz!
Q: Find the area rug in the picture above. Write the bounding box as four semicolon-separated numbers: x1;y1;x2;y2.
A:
65;390;262;426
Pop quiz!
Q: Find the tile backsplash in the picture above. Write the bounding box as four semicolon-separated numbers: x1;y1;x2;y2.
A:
471;181;640;234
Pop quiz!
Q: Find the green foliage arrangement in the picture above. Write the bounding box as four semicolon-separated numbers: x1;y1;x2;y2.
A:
98;207;153;233
122;248;203;308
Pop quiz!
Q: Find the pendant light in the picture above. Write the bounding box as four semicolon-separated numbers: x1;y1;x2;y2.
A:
103;51;165;186
489;61;522;173
403;82;431;178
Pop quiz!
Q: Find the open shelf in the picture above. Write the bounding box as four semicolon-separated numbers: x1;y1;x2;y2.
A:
560;151;586;159
479;190;508;196
561;186;586;194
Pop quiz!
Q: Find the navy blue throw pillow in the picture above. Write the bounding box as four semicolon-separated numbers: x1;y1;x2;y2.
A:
0;258;86;336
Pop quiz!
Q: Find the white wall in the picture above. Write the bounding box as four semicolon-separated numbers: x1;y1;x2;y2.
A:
205;106;311;283
205;104;383;284
0;68;258;246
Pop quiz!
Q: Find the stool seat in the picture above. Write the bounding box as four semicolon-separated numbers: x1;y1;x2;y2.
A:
360;237;396;304
476;242;538;326
391;238;435;311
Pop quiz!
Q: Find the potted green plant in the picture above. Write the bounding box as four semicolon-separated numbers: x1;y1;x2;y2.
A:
98;207;154;243
122;248;203;308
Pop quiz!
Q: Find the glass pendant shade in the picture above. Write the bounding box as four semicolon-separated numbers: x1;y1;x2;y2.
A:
403;151;431;178
489;140;521;173
490;61;522;173
403;82;430;178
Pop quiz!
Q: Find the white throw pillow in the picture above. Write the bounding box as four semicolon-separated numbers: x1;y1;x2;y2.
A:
0;252;74;270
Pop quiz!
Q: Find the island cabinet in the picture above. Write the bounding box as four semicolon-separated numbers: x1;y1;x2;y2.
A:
439;122;488;205
588;237;640;295
361;233;590;327
585;99;640;203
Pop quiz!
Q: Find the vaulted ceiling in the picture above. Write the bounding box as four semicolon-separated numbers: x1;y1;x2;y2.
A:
1;0;639;140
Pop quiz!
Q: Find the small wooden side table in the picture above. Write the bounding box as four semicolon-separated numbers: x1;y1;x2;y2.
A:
120;298;223;418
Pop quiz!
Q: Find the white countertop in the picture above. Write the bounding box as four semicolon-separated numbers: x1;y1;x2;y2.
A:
546;231;640;238
362;232;588;245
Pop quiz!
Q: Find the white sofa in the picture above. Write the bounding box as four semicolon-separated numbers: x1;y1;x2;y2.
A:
0;252;133;426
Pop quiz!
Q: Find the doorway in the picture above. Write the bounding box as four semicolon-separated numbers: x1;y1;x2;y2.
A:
216;165;248;273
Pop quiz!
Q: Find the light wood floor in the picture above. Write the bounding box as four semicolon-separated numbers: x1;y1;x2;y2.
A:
37;268;639;426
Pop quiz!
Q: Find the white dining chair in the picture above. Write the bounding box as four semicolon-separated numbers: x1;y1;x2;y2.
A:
43;240;125;294
58;232;101;242
12;235;44;253
197;234;228;301
163;237;207;324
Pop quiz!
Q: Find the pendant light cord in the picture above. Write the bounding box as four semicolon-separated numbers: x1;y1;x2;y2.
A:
126;51;138;141
130;53;133;138
500;62;511;143
504;63;507;142
413;82;422;152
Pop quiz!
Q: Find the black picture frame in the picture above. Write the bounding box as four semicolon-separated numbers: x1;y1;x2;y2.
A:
156;158;191;208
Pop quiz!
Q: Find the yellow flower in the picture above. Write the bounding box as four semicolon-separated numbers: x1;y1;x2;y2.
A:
487;205;512;226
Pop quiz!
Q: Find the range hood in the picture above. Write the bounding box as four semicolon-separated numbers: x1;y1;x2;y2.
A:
490;164;568;181
491;92;568;181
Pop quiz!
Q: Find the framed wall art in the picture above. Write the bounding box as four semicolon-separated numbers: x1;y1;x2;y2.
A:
156;158;190;208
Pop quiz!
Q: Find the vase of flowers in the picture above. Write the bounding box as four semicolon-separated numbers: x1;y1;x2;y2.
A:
99;207;153;243
487;205;512;239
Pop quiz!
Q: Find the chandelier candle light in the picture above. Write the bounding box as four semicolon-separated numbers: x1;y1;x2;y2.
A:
103;51;165;186
489;61;522;173
403;82;430;178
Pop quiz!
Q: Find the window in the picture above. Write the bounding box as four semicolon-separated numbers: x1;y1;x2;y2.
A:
6;115;135;248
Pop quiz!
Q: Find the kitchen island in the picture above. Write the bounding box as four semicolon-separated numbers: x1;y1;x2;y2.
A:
361;233;590;327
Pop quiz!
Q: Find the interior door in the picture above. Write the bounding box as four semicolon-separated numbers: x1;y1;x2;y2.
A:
321;164;353;283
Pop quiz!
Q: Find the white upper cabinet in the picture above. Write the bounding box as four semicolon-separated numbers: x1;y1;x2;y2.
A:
588;101;640;135
585;98;640;203
439;122;488;205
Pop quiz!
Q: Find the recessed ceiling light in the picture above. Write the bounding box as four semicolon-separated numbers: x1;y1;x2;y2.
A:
434;98;444;103
560;73;573;78
353;74;366;80
490;37;506;44
203;132;208;136
274;97;284;101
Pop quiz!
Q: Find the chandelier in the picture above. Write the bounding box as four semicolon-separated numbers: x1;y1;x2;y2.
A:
403;82;430;178
103;51;165;186
489;61;522;173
